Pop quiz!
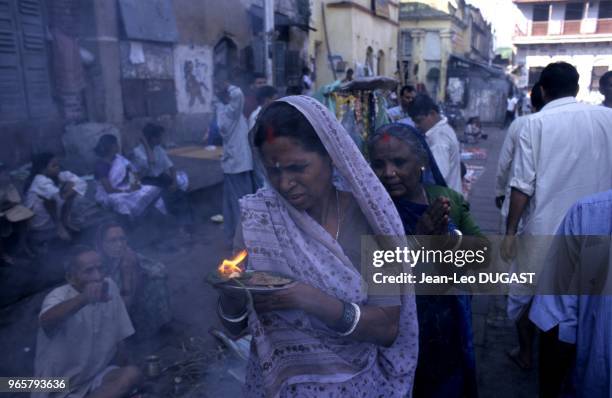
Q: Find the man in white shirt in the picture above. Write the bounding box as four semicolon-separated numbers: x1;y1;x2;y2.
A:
302;67;314;96
34;246;140;398
495;82;545;230
408;94;462;193
494;82;544;371
501;61;612;382
214;69;256;244
386;85;417;127
504;94;519;128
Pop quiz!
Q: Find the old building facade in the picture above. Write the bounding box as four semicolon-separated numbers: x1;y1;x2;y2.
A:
398;0;494;101
308;0;400;88
1;0;311;166
513;0;612;103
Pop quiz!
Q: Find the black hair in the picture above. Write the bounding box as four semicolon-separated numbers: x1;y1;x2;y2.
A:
64;244;97;275
467;116;480;125
530;81;545;112
346;68;354;75
94;134;119;158
143;123;165;140
24;152;56;193
407;94;439;119
251;72;266;82
539;62;579;100
255;85;278;105
254;101;327;156
600;70;612;91
286;85;303;96
302;67;310;75
400;85;416;97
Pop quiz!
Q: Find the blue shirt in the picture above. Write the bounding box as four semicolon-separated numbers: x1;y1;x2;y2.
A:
530;190;612;398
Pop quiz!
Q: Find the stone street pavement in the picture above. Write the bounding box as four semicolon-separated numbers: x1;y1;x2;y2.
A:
466;125;538;397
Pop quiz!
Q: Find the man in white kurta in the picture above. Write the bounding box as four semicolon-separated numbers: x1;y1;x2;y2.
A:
495;81;545;234
33;248;140;398
503;62;612;318
214;70;256;244
408;94;462;193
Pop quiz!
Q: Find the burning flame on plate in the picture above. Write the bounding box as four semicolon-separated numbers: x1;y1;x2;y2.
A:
218;250;248;279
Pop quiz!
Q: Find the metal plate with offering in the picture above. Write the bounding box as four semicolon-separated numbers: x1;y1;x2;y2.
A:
207;250;295;292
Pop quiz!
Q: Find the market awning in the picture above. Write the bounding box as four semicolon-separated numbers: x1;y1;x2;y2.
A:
448;55;504;77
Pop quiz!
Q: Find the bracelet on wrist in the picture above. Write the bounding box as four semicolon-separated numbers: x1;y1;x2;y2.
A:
335;301;361;337
450;229;463;251
338;303;361;337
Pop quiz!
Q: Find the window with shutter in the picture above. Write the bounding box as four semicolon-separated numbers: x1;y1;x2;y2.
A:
0;0;55;122
17;0;54;118
0;0;28;120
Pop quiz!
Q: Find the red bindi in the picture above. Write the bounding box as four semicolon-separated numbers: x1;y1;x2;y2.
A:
382;132;391;143
265;126;276;143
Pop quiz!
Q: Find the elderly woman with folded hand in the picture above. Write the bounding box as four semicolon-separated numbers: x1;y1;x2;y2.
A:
217;97;418;398
368;123;488;398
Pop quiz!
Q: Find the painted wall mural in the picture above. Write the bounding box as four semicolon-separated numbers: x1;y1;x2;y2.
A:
174;45;213;114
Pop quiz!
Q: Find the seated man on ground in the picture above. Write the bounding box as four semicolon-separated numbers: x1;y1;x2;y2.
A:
24;153;88;242
132;124;193;235
34;245;141;398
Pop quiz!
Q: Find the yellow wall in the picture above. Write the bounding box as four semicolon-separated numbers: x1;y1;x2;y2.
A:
309;1;399;88
397;1;468;99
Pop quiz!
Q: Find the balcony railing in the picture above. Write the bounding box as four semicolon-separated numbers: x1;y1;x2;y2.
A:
531;21;549;35
597;18;612;33
563;20;581;34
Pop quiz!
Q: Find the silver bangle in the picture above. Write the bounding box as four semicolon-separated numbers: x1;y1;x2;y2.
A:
338;303;361;337
451;229;463;251
217;300;248;323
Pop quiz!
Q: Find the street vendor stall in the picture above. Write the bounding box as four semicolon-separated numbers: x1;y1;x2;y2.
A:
315;76;398;154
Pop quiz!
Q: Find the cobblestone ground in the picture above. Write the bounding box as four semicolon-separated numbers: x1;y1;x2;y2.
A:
466;125;538;398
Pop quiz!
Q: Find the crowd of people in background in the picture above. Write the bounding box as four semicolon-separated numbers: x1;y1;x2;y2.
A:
1;61;611;397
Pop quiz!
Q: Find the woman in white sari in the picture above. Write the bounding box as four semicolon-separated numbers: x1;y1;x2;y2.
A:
218;96;418;397
93;135;162;219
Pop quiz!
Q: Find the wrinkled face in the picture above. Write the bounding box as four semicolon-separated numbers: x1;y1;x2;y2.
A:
260;137;333;212
102;226;128;258
600;76;612;100
412;111;439;134
370;136;424;198
44;157;61;178
69;251;104;291
252;77;267;90
400;90;416;109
